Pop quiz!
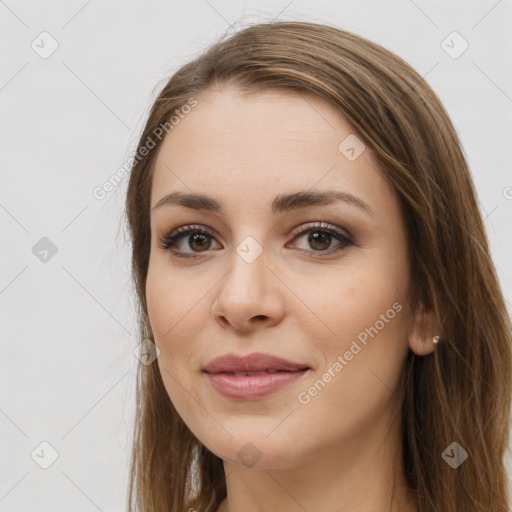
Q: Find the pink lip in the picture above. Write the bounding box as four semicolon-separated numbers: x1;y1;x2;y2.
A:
205;370;310;399
202;352;310;373
202;352;311;400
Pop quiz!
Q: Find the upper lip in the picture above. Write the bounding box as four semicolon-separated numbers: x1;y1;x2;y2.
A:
202;352;310;374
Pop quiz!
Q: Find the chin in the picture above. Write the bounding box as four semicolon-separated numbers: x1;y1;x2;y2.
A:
201;431;305;470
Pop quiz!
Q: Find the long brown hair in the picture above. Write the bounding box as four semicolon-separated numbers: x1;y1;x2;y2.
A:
124;20;512;511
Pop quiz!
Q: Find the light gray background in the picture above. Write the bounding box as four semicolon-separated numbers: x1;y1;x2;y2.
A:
1;1;511;510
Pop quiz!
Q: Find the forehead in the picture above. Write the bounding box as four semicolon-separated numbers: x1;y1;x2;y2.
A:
150;87;390;213
155;87;350;160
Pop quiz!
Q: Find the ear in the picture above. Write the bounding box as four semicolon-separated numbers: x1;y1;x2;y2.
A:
408;300;440;356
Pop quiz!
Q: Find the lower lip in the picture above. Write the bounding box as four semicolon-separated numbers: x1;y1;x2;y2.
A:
204;370;310;399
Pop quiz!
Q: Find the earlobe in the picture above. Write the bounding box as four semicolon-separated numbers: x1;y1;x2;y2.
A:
409;334;440;356
408;301;441;356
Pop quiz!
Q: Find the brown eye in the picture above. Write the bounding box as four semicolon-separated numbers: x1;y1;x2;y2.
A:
307;231;333;251
159;225;221;258
289;223;354;255
186;232;212;252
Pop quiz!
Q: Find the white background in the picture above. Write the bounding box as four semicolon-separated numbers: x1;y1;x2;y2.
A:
1;0;511;510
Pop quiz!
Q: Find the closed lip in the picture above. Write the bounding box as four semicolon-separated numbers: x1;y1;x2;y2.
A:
201;352;311;374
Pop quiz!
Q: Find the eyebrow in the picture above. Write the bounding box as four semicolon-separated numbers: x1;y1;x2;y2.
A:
152;190;374;216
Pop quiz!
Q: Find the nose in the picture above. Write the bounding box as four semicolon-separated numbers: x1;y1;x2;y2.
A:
212;246;286;333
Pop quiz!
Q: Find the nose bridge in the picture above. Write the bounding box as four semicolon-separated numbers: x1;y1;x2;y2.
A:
212;232;284;327
225;234;269;297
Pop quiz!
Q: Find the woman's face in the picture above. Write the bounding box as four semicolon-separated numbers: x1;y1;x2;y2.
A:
146;86;421;470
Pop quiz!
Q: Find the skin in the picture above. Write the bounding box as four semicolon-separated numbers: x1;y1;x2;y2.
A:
146;85;439;512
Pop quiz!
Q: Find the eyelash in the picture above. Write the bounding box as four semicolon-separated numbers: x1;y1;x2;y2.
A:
158;222;355;259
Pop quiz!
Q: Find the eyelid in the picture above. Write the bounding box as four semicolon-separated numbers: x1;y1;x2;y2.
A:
168;223;216;238
288;221;353;240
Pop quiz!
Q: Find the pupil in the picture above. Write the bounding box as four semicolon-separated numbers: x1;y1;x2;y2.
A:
309;231;331;251
190;233;210;252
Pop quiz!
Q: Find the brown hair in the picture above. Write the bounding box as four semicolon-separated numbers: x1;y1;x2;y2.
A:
124;20;512;512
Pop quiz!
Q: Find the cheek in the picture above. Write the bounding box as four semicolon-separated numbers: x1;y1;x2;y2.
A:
146;262;173;339
291;251;409;343
146;256;204;340
146;263;196;372
145;261;209;403
291;275;409;449
293;249;410;405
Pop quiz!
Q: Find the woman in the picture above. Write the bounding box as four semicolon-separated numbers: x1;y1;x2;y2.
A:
124;21;512;512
